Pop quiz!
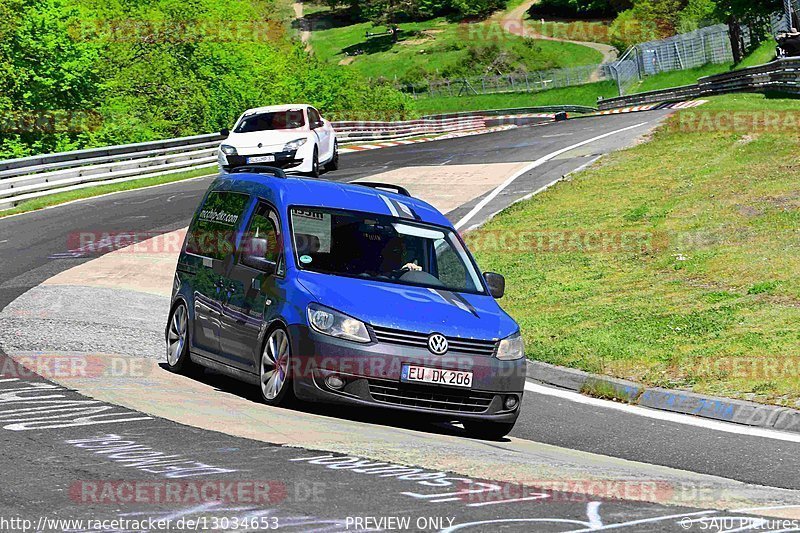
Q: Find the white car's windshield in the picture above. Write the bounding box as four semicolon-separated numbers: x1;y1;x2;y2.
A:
291;207;485;294
234;111;306;133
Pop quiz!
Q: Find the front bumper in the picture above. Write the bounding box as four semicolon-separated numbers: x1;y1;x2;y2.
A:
221;150;303;172
288;325;526;423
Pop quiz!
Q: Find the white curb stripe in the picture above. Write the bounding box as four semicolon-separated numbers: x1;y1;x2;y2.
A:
454;121;651;230
524;381;800;444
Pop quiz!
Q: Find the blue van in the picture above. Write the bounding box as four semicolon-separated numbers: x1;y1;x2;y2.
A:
166;167;526;439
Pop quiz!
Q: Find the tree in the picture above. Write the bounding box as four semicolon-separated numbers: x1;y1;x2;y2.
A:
712;0;782;62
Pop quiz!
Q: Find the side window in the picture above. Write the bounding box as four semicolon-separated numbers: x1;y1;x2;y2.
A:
243;202;284;275
308;108;321;127
186;191;249;260
291;208;332;269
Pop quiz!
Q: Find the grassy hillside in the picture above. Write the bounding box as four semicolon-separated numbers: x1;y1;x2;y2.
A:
410;81;617;113
306;7;603;83
471;93;800;406
410;41;780;114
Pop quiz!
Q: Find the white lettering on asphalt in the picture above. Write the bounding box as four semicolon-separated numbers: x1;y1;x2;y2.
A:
66;434;237;478
290;453;521;508
0;378;151;430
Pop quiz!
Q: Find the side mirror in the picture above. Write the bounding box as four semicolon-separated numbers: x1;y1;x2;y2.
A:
484;272;505;299
311;121;323;130
220;128;230;137
241;237;277;275
242;254;277;276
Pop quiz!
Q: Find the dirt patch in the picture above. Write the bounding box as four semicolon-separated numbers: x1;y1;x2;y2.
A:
400;38;430;46
763;192;800;210
737;204;765;217
338;56;356;65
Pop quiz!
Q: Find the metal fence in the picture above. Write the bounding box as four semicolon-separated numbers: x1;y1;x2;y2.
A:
405;8;799;99
400;63;613;99
597;57;800;110
401;25;740;99
773;0;800;33
610;24;745;95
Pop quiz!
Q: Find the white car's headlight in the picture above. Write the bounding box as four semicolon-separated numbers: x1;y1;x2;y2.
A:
220;144;237;156
284;138;307;152
496;332;524;361
307;303;370;343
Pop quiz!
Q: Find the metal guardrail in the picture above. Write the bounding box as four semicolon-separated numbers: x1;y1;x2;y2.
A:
597;57;800;110
0;107;584;211
424;105;598;118
334;116;487;142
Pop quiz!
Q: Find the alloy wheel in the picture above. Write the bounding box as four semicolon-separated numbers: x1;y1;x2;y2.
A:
167;304;187;366
261;329;290;400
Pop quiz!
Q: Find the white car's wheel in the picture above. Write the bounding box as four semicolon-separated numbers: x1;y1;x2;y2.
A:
308;147;320;178
324;141;339;172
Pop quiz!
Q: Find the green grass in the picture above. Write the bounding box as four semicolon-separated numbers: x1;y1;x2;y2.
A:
411;81;617;114
632;63;734;93
307;9;603;82
737;39;778;69
627;42;778;95
406;35;780;114
0;167;216;218
469;93;800;406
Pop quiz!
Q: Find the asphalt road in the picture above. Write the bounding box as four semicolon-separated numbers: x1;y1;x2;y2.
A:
1;111;798;531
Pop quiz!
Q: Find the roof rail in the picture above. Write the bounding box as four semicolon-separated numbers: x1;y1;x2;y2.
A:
231;165;287;178
356;181;411;197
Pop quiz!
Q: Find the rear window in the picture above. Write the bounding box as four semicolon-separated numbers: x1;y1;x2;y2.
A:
186;191;249;260
234;111;305;133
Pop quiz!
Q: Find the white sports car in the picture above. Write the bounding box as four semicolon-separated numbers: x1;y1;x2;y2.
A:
218;104;338;177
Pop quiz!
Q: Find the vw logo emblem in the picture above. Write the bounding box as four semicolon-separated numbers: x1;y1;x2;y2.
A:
428;333;448;355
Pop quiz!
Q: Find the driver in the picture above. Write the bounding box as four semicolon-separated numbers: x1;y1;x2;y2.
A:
380;236;421;274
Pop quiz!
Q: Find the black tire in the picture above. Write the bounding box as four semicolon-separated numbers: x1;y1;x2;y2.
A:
259;327;296;407
308;147;320;179
324;141;339;172
165;302;200;375
463;420;515;440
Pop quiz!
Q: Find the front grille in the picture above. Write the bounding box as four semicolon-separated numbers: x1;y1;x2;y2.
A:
371;325;497;356
368;379;495;413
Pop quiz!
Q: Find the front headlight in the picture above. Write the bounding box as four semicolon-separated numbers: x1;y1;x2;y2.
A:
307;303;371;344
496;332;524;361
220;144;237;156
283;138;307;152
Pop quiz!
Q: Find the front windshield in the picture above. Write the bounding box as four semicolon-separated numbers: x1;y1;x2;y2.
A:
290;207;485;294
234;110;305;133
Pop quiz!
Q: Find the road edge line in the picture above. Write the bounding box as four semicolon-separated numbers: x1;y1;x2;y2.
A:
525;360;800;434
454;121;650;230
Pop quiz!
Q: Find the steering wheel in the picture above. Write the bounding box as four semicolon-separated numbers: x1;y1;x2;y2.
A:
388;266;412;279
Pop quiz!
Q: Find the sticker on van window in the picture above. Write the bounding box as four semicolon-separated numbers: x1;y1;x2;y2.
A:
300;255;313;264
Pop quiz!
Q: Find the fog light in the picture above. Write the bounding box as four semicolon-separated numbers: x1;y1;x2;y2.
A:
325;375;345;390
504;395;519;410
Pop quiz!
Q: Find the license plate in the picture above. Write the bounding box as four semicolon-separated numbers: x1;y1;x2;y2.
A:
401;365;473;388
247;155;275;163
